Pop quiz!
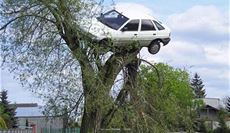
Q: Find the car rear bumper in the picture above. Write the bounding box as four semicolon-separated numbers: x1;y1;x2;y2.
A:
162;38;171;46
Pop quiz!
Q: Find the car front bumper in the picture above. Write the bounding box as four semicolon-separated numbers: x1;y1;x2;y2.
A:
162;38;171;46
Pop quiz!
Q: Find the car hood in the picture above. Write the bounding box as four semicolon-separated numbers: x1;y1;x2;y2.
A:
80;18;114;39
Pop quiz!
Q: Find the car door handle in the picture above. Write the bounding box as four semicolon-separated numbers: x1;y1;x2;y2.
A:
153;33;156;35
134;34;137;36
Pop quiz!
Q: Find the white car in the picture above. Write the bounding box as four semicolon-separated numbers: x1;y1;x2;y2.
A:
85;9;171;54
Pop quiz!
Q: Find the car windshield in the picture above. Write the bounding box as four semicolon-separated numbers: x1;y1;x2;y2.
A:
97;10;129;30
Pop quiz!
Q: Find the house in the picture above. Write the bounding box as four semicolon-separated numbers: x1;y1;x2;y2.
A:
199;98;221;130
14;103;63;133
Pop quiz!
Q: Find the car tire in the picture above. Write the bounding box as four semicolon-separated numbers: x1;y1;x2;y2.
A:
99;39;112;53
99;39;108;48
148;40;161;55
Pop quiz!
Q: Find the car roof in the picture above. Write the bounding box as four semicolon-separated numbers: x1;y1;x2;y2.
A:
114;8;156;20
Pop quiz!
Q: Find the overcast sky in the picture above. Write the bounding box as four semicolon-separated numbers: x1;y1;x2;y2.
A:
0;0;229;104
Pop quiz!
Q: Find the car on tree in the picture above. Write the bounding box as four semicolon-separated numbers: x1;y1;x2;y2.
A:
83;8;171;54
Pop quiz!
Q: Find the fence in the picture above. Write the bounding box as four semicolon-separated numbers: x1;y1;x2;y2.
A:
0;128;80;133
0;129;32;133
41;128;80;133
41;128;131;133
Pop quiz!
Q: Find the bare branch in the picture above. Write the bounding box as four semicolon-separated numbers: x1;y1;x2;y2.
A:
0;14;55;31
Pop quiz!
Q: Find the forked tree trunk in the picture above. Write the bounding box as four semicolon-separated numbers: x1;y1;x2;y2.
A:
80;56;139;133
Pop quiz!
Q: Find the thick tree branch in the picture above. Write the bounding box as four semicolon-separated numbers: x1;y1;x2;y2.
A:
101;56;140;127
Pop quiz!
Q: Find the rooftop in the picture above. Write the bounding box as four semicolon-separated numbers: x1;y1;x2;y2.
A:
14;103;44;117
203;98;221;110
11;103;38;108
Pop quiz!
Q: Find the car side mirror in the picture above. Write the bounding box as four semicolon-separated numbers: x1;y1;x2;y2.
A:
121;27;128;32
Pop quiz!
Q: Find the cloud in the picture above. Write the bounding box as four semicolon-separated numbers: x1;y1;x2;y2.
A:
140;40;206;66
167;5;229;42
116;2;154;16
204;43;229;65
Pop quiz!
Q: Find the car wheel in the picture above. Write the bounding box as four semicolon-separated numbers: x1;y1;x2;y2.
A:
148;40;161;55
99;39;108;48
98;39;112;54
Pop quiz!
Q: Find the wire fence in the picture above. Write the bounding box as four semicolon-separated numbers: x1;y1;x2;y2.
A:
0;129;32;133
0;128;132;133
41;128;132;133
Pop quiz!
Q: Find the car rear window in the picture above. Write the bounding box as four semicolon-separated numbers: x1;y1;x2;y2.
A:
141;20;156;31
153;20;165;30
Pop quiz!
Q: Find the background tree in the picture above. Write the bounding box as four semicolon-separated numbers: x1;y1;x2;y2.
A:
191;73;206;98
0;90;17;128
0;117;7;129
107;63;197;132
190;73;206;132
0;105;8;129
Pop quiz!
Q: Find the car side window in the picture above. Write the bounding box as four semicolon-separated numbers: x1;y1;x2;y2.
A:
153;20;165;30
141;19;156;31
122;19;139;31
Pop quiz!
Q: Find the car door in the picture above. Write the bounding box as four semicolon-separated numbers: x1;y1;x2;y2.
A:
138;19;157;46
114;19;140;45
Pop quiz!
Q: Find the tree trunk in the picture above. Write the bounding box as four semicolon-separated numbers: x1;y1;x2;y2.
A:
80;107;96;133
79;49;140;133
80;94;104;133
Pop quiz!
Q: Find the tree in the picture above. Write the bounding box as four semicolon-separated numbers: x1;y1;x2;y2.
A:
0;117;7;129
0;0;143;132
191;73;206;98
225;96;230;113
107;63;196;132
0;90;17;128
0;105;8;129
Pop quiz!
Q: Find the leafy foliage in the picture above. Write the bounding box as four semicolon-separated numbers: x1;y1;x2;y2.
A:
0;0;103;130
109;63;197;132
191;73;206;98
0;116;7;129
0;105;8;129
0;90;17;128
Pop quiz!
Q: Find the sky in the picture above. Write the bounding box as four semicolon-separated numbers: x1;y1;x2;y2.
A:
0;0;229;104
